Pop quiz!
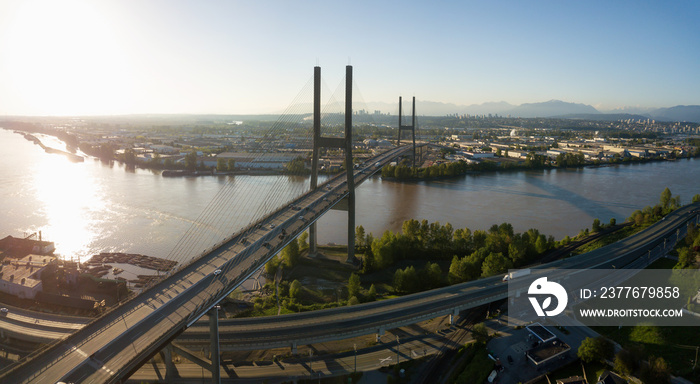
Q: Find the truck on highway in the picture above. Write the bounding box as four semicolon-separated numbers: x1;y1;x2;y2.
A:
502;269;531;282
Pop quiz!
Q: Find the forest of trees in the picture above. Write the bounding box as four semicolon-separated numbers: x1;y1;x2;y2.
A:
356;220;556;293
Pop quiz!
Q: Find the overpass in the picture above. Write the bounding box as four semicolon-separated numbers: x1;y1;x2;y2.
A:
0;143;417;384
2;200;698;378
173;201;700;350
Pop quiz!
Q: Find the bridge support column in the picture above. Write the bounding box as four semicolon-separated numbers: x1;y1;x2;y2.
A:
449;308;459;325
397;96;417;168
345;65;356;264
171;342;215;374
309;65;357;264
210;306;221;384
376;326;385;343
291;341;298;355
163;344;178;380
309;66;321;258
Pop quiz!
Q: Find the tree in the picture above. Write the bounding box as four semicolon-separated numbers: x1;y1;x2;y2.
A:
676;248;692;269
577;337;614;363
640;356;671;384
367;284;377;301
692;194;700;203
289;279;302;300
227;158;236;171
362;252;375;274
507;241;527;265
123;148;136;164
660;187;672;210
265;255;282;276
355;225;366;251
613;349;636;376
282;239;300;268
609;217;617;226
423;262;443;289
298;232;309;252
592;218;601;232
185;151;198;171
471;322;489;344
372;231;397;269
535;235;548;254
285;156;307;174
347;273;361;299
216;158;228;171
481;252;513;277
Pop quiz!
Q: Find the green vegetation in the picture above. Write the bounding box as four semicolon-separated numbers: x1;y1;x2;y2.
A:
381;159;470;180
285;156;309;175
359;220;556;287
577;336;614;363
594;325;700;381
673;221;700;269
251;186;694;319
445;342;493;384
628;187;682;227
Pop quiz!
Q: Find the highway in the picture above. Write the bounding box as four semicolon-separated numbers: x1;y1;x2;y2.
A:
175;201;699;350
0;145;415;384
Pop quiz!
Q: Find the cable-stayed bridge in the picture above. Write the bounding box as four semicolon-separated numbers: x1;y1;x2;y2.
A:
1;65;697;384
1;146;418;384
0;66;425;384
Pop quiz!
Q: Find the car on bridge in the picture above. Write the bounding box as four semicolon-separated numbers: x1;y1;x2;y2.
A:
213;269;221;276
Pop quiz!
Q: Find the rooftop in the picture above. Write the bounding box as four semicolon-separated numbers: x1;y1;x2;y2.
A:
527;323;556;342
526;338;570;366
0;254;56;289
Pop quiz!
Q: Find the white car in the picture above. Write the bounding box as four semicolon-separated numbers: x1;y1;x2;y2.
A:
213;269;222;275
0;308;8;314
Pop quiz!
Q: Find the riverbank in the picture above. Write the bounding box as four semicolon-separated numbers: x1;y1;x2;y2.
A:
15;131;84;162
381;154;697;183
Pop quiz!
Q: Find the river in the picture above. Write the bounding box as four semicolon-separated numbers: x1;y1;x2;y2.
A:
0;128;697;263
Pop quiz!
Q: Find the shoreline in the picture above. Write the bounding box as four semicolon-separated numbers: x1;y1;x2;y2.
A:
380;155;694;183
15;131;84;162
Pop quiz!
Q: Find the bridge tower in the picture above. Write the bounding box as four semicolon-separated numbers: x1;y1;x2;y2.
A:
309;65;357;264
397;96;417;167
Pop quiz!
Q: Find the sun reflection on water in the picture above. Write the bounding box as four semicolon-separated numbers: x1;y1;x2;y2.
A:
31;154;105;262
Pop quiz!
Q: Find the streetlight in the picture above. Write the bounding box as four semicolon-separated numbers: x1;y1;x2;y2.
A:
354;343;357;373
396;336;400;365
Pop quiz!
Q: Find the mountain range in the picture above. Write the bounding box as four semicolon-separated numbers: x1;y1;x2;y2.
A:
362;100;700;123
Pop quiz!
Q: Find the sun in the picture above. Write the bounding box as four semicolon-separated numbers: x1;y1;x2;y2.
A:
3;0;135;115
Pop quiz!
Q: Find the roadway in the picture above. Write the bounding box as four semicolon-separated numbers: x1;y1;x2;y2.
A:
162;200;700;350
0;145;415;384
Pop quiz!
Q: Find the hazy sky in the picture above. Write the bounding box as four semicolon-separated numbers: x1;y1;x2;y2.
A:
1;0;699;116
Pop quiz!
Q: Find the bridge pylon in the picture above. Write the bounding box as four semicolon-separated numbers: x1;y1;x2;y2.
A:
397;96;417;167
309;65;357;264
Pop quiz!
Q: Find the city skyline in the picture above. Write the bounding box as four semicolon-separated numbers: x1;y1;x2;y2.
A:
1;0;699;116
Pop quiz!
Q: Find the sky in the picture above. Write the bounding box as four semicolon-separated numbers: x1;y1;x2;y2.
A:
0;0;699;116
